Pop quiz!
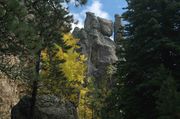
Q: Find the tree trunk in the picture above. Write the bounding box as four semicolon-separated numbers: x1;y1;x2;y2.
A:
29;50;41;119
92;108;94;119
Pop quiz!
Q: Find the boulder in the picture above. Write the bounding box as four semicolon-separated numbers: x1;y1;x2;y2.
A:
84;12;113;37
84;12;100;32
98;17;113;37
11;95;78;119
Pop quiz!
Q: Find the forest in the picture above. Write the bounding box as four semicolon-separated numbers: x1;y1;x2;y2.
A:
0;0;180;119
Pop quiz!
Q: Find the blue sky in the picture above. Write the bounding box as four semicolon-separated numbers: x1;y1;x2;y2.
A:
67;0;127;29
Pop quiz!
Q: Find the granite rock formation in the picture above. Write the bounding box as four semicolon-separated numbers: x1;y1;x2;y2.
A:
114;14;123;44
11;95;78;119
73;12;118;82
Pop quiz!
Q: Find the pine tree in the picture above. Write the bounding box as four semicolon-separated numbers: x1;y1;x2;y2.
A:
156;74;180;119
106;0;180;119
22;1;73;118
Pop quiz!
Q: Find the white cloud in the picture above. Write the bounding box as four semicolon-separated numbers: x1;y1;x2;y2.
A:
86;0;110;19
71;0;110;30
71;12;84;29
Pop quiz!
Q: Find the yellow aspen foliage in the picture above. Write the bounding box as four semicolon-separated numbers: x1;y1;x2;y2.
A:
40;33;87;107
40;34;99;119
78;87;94;119
40;49;50;77
55;33;87;85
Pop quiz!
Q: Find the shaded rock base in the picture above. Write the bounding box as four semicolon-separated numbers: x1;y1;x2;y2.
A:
11;95;78;119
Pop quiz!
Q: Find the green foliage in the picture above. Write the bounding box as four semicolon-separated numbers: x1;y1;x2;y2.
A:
77;63;116;119
156;75;180;119
0;0;74;80
82;64;116;119
40;33;87;107
103;0;180;119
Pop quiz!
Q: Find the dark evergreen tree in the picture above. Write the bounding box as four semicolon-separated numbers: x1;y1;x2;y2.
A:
104;0;180;119
156;73;180;119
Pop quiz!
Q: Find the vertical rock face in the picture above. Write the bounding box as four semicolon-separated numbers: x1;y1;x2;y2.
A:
73;12;118;81
0;74;25;119
114;14;123;43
